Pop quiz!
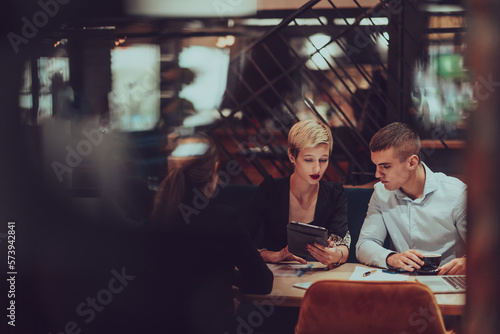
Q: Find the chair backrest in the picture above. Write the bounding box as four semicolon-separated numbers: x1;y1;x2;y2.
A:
343;187;373;263
295;280;447;334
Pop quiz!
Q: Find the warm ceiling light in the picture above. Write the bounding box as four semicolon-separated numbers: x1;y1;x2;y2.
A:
216;35;235;48
225;35;235;46
115;37;127;46
53;38;67;48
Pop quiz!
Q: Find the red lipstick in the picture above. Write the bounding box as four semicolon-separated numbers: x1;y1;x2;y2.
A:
310;174;320;180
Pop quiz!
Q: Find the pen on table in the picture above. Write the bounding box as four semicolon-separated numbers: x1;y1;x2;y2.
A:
363;270;377;277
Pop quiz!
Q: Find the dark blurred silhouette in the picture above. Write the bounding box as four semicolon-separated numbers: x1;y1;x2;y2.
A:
130;134;273;333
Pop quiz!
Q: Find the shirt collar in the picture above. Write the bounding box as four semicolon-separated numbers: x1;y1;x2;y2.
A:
395;162;438;201
421;162;438;197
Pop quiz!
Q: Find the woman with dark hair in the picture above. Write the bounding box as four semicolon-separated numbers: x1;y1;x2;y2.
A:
136;134;273;334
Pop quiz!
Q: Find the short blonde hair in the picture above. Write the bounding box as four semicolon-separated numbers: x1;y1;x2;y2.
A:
288;119;333;158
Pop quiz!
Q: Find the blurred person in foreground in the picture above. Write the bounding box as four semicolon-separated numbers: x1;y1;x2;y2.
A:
245;119;350;267
135;133;273;334
356;122;466;275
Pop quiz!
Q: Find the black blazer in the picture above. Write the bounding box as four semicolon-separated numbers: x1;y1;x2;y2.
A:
245;175;349;252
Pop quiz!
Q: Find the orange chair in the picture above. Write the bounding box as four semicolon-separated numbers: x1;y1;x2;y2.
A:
295;280;449;334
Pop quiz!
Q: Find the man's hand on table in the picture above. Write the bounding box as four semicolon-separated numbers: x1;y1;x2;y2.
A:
438;257;466;275
386;249;424;272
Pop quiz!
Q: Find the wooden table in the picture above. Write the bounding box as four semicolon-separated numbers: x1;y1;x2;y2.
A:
243;262;465;316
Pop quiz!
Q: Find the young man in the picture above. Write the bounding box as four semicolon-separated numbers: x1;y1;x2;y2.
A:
356;122;466;275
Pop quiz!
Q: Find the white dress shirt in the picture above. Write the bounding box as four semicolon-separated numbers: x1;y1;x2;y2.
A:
356;163;467;268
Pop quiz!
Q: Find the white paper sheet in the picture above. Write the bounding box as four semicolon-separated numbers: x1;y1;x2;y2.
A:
293;282;314;290
349;266;409;282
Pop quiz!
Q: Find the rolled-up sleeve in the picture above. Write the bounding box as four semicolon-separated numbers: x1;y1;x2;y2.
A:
356;191;394;268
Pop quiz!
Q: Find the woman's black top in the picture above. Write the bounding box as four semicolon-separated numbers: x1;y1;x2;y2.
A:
245;175;349;253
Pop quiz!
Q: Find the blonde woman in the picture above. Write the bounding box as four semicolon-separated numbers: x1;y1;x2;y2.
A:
245;119;350;266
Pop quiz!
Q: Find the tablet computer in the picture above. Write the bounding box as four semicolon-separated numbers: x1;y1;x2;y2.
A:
287;221;328;259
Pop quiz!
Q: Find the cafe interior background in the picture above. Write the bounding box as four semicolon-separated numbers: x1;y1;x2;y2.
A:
0;0;499;333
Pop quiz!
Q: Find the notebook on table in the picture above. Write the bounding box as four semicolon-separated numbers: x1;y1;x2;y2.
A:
416;275;466;293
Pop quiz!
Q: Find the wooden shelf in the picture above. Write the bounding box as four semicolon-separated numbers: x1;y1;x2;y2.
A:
420;140;465;150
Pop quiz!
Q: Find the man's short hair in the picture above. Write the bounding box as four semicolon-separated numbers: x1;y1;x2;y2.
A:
369;122;421;162
288;119;333;158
